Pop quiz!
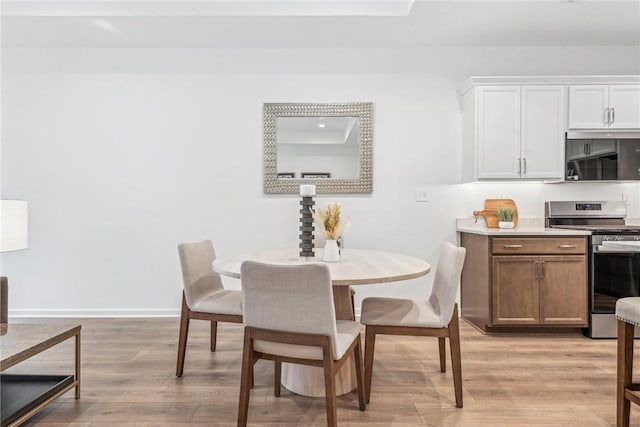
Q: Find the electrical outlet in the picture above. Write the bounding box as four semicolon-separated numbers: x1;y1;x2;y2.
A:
415;188;430;202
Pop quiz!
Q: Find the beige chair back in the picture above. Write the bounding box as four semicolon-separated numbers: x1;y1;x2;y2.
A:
178;240;224;308
240;261;340;356
428;242;466;325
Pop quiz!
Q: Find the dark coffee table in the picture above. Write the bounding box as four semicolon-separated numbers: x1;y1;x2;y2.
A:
0;323;81;427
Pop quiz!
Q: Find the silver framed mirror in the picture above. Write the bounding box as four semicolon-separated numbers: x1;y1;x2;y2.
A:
263;102;373;194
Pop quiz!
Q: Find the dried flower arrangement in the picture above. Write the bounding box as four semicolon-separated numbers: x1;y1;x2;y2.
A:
315;202;346;240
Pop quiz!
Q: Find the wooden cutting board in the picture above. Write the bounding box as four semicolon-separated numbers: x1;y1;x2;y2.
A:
473;199;518;228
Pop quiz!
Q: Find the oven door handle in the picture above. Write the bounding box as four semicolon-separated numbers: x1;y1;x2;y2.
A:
595;245;640;253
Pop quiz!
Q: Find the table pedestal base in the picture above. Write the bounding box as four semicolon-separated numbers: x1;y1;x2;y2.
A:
280;356;357;397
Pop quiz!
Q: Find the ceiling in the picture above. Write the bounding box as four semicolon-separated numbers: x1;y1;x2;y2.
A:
2;0;639;48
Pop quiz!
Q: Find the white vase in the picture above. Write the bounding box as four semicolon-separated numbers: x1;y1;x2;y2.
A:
499;221;515;229
323;239;340;262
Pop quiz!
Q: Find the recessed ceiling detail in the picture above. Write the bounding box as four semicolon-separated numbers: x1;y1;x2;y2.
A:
2;0;416;17
1;1;638;48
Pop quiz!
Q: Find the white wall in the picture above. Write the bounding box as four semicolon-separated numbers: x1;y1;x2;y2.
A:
2;46;639;316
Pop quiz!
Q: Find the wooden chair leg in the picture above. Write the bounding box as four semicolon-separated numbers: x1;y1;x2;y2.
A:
618;319;634;427
449;304;463;408
438;337;446;373
210;320;218;352
364;326;376;404
176;294;190;377
1;277;7;324
353;336;366;410
323;355;337;427
237;329;253;427
250;364;254;389
350;288;356;316
274;361;281;397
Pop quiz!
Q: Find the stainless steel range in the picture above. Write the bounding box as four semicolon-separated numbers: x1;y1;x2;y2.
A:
545;201;640;338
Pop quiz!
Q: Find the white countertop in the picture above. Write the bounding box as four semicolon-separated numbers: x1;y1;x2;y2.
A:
456;225;591;236
456;218;591;236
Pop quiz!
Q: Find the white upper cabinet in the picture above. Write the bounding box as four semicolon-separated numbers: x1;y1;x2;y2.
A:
609;85;640;129
520;86;566;179
476;86;521;179
569;84;640;129
465;85;565;181
459;76;640;182
568;85;609;129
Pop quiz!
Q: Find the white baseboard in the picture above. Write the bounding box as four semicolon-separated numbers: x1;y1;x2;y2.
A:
9;308;181;318
9;307;362;319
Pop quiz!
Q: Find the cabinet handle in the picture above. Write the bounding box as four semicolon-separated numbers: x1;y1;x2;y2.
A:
517;158;521;175
535;261;540;279
611;107;615;125
523;158;527;175
503;244;523;248
558;244;577;249
604;108;610;125
540;261;545;279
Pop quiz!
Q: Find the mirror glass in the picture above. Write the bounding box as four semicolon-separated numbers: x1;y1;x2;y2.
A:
276;116;360;180
263;103;373;194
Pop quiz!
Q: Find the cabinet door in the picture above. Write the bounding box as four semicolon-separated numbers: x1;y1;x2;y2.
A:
568;85;609;129
492;256;539;325
477;86;521;179
539;255;588;326
520;86;565;179
609;85;640;129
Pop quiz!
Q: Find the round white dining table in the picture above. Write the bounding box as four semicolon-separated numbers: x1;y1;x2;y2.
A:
213;248;431;397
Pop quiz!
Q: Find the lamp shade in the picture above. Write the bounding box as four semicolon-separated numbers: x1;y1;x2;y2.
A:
0;200;29;252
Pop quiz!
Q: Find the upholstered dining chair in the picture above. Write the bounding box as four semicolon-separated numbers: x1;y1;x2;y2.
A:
176;240;243;377
359;242;466;407
238;261;366;427
615;297;640;427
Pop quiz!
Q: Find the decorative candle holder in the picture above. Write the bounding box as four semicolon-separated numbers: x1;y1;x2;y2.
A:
299;196;315;258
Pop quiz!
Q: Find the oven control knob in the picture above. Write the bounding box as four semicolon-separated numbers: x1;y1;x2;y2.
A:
603;236;611;241
635;236;640;241
616;236;623;241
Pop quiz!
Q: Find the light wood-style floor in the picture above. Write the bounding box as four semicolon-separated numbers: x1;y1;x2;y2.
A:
6;317;640;426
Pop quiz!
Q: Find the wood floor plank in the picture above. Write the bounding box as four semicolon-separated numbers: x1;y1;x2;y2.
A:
28;402;200;424
8;317;640;425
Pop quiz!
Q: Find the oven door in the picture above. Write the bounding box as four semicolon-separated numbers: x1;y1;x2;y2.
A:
592;245;640;313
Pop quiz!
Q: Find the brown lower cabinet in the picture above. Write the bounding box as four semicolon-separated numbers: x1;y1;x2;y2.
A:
461;232;588;332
